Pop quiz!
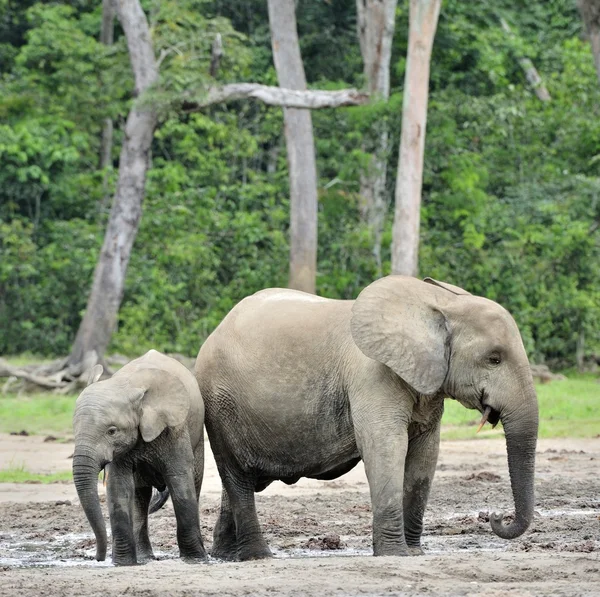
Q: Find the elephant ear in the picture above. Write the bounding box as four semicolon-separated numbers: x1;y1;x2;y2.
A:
136;369;191;443
351;275;453;395
86;364;103;386
423;277;471;296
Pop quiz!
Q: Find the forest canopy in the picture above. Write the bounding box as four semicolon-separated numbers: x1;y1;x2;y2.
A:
1;0;599;368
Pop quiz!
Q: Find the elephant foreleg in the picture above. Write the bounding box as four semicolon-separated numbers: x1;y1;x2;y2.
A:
354;395;412;557
106;462;137;566
403;417;442;554
164;441;206;562
361;435;409;556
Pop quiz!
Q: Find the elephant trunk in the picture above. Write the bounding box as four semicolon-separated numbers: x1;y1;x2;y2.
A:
490;395;539;539
73;450;107;561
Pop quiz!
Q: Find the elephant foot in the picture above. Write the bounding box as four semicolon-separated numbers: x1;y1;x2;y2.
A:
406;545;424;556
136;550;156;564
181;553;208;564
210;546;238;561
373;544;410;557
237;544;272;561
112;556;139;566
211;531;238;561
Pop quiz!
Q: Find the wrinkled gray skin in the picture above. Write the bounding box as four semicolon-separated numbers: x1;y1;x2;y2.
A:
72;350;206;566
196;276;539;561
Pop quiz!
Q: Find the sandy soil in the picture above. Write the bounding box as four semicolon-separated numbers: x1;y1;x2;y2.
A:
0;434;598;596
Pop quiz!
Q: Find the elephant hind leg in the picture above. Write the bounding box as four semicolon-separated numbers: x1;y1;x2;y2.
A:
133;481;154;562
221;471;271;561
193;441;204;502
211;487;238;560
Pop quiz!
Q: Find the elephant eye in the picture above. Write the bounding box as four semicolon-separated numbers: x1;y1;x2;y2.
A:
107;426;118;436
488;355;502;366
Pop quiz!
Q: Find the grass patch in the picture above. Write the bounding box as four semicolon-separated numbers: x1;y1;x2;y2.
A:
442;374;600;440
0;465;72;484
0;393;77;436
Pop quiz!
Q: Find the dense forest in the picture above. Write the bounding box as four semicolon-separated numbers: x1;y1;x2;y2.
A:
1;0;599;368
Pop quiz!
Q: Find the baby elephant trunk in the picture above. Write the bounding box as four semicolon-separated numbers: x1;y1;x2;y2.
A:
72;450;107;561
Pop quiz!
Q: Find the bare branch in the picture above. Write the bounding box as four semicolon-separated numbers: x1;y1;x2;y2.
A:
499;18;551;102
0;358;66;390
180;84;369;111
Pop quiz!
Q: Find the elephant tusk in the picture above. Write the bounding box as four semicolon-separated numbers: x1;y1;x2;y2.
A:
476;406;492;433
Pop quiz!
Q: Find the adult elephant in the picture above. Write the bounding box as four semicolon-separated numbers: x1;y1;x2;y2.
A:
197;276;539;561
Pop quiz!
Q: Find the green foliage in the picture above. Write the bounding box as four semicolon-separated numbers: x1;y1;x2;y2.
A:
0;217;100;354
0;0;598;367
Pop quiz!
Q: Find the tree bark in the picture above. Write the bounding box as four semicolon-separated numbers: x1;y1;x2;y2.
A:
499;18;551;102
209;33;223;78
391;0;441;277
356;0;398;276
577;0;600;85
100;0;115;203
267;0;319;294
179;84;369;111
68;0;158;370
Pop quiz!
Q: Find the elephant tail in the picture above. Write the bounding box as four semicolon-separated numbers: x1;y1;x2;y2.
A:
149;488;170;514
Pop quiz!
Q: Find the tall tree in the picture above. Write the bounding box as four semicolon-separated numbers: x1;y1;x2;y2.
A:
391;0;442;277
267;0;319;294
99;0;115;202
356;0;398;276
62;0;366;377
577;0;600;84
68;0;159;372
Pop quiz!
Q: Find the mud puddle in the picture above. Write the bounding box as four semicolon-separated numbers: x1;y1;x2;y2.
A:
1;437;599;595
0;532;107;569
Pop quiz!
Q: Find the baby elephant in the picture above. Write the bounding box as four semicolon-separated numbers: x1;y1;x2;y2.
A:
72;350;206;566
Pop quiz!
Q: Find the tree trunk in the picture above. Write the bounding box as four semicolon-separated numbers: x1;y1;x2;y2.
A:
391;0;442;277
577;0;600;85
267;0;318;294
499;18;551;102
100;0;115;203
356;0;398;276
68;0;158;370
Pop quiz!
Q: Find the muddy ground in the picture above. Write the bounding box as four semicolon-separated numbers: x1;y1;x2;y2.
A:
0;434;599;596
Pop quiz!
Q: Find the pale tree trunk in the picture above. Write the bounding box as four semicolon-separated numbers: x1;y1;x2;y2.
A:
356;0;397;276
391;0;441;277
499;18;551;102
267;0;318;294
100;0;115;203
68;0;158;371
577;0;600;84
